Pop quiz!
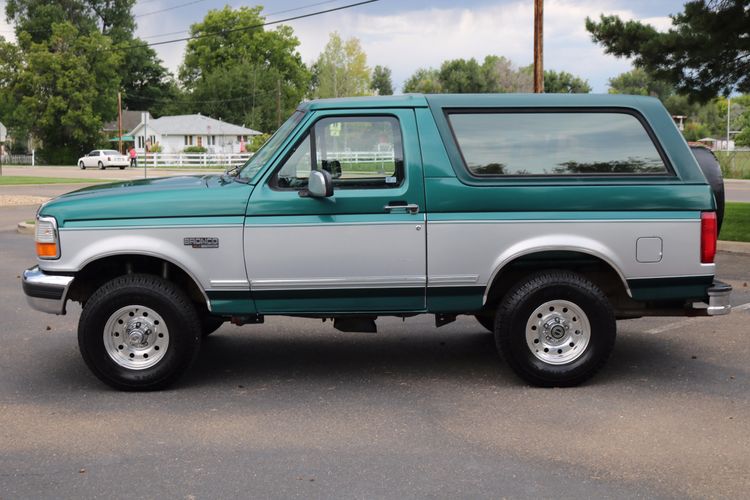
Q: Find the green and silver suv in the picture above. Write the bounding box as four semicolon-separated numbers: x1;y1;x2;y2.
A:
22;93;731;390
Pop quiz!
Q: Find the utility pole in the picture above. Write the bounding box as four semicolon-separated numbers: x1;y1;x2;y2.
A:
277;78;282;128
117;92;123;154
726;97;731;151
533;0;544;93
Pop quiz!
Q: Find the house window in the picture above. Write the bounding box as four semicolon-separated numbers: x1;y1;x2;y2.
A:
237;135;247;142
137;136;144;148
197;136;203;147
207;135;216;146
184;135;193;146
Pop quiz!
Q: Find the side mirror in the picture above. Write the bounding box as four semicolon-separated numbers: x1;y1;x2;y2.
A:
306;169;333;198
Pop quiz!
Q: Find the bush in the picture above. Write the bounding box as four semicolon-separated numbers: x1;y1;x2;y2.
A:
149;143;163;153
183;145;207;153
248;133;271;152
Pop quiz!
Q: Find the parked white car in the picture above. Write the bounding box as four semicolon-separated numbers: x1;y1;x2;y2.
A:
78;150;129;170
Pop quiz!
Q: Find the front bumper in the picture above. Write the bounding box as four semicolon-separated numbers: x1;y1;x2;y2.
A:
22;266;74;315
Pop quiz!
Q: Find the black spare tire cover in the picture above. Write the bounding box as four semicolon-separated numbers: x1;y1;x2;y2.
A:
690;145;725;234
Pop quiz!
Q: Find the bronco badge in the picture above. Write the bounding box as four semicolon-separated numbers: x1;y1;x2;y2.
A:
183;237;219;249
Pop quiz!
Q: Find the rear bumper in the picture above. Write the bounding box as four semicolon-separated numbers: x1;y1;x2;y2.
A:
21;266;74;315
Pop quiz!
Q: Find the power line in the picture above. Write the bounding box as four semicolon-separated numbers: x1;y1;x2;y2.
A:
138;0;347;40
119;0;380;50
135;0;210;18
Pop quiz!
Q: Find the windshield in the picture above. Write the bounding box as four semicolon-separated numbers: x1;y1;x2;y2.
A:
237;110;306;181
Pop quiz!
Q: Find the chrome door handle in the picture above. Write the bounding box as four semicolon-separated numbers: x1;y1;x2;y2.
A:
384;203;420;214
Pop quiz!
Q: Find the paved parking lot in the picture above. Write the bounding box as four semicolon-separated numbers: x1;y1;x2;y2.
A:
1;191;749;498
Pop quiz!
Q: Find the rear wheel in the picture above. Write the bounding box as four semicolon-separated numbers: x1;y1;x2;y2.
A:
119;165;125;170
494;270;616;387
78;274;201;390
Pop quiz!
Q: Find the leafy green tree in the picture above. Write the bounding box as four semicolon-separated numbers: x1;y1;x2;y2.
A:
544;70;591;93
6;24;122;163
179;6;309;131
370;65;393;95
402;68;443;93
607;68;673;100
438;58;486;93
6;0;175;114
586;1;750;101
311;32;371;98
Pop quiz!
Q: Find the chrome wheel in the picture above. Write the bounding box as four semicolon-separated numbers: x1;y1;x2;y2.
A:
103;305;169;370
525;299;591;365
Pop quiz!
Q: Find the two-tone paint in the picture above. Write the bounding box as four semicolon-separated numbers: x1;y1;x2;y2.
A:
33;93;720;317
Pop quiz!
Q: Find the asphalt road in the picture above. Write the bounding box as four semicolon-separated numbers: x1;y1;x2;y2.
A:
1;202;749;499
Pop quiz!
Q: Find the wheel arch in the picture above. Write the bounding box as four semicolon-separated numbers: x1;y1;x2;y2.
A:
483;245;631;309
67;253;210;311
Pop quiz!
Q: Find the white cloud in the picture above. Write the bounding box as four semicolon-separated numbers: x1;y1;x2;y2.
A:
287;0;673;93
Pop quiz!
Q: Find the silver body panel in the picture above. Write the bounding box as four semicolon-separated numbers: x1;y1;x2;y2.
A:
44;226;247;294
244;220;427;293
426;218;714;300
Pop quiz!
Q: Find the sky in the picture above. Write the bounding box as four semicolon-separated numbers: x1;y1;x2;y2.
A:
1;0;690;93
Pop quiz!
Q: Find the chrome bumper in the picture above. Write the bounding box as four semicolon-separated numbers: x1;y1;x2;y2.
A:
21;266;75;315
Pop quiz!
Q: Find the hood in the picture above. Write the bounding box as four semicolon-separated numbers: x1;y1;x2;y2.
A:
40;175;252;225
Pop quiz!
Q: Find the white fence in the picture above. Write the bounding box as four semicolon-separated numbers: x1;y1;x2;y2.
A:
326;151;396;163
137;152;252;169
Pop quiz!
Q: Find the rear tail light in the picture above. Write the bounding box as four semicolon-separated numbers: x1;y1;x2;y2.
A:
35;217;60;259
108;156;112;161
700;211;717;264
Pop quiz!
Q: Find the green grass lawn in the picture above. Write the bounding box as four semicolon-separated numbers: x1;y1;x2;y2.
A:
721;202;750;242
0;176;108;185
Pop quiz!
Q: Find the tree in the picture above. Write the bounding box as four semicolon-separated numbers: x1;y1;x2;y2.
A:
608;68;673;100
586;1;750;101
6;0;176;114
438;58;487;93
370;65;393;95
403;55;589;95
483;56;532;93
179;6;309;131
544;70;591;93
311;32;371;98
402;68;443;93
5;24;122;163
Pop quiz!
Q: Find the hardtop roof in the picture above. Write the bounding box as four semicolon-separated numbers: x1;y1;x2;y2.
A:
301;93;660;111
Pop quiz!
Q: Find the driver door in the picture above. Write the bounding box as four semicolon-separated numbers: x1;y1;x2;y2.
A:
244;109;426;314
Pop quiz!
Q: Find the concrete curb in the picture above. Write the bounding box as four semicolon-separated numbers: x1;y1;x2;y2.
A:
718;240;750;255
17;221;34;235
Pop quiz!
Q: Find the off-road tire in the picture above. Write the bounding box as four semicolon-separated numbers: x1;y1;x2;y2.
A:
78;274;202;391
494;270;616;387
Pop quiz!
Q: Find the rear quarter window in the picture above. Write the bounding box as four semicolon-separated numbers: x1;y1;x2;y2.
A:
447;111;669;176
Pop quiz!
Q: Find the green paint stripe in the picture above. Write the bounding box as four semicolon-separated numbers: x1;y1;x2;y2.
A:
627;275;713;301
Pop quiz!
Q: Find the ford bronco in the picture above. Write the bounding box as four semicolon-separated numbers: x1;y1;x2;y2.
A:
22;94;732;390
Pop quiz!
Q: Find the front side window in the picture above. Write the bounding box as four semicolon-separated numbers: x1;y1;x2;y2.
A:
448;111;668;176
273;116;404;190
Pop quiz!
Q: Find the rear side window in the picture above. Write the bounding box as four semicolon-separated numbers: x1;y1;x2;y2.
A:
448;111;668;176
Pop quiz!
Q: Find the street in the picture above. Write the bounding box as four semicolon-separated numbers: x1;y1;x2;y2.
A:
0;187;749;498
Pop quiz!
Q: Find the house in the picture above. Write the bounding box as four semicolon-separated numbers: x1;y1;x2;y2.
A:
128;114;262;154
103;110;149;144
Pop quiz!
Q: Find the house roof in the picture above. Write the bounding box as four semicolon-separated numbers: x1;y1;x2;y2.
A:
103;110;150;132
129;114;262;136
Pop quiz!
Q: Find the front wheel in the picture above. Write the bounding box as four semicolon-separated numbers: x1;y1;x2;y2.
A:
78;274;201;390
79;161;85;170
494;270;616;387
98;161;105;169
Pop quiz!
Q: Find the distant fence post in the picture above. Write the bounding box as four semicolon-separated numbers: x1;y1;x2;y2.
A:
31;149;35;167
